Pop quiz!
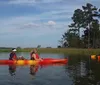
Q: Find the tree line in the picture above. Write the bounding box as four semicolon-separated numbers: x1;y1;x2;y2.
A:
59;3;100;48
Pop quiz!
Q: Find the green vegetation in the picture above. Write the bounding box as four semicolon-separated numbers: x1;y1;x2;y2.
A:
37;48;100;56
60;3;100;48
0;48;100;56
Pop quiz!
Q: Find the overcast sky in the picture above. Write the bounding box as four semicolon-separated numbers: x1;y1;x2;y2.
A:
0;0;99;48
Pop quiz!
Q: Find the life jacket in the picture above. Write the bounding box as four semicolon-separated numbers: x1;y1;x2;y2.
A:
9;52;17;60
30;52;40;60
35;54;40;59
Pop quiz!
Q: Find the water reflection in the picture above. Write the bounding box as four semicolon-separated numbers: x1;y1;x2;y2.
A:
8;65;39;77
8;62;67;77
65;54;100;85
30;65;39;76
9;65;16;76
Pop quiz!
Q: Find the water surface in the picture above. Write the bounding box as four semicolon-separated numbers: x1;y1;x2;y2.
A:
0;52;100;85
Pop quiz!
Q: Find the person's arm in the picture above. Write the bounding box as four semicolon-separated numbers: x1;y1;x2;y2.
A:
32;54;43;61
12;57;17;60
32;54;38;60
39;57;43;61
9;53;13;60
37;54;43;61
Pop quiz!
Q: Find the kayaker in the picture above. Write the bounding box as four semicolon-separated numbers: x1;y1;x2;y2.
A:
9;48;18;60
30;49;42;61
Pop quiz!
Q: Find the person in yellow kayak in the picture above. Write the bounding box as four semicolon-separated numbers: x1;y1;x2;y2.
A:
9;48;25;60
9;48;18;60
30;49;42;61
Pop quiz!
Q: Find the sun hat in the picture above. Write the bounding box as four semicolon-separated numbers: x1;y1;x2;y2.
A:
12;48;17;52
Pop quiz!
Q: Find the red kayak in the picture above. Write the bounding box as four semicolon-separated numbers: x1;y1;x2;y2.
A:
0;58;68;65
39;58;67;64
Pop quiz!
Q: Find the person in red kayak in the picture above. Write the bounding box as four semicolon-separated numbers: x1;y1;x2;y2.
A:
30;49;42;61
9;48;18;60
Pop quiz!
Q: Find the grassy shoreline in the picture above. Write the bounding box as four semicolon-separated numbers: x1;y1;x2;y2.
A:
0;48;100;56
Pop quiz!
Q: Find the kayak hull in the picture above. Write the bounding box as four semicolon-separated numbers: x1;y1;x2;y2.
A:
0;60;39;65
0;58;68;66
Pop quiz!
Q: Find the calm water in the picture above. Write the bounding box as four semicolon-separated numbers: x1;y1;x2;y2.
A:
0;52;100;85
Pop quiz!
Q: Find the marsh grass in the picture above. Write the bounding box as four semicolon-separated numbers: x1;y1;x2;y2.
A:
0;48;100;56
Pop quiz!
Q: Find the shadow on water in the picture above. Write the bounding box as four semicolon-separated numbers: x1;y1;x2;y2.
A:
64;54;100;85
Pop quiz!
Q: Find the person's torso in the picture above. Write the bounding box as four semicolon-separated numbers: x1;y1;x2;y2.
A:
30;52;40;60
9;52;17;60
